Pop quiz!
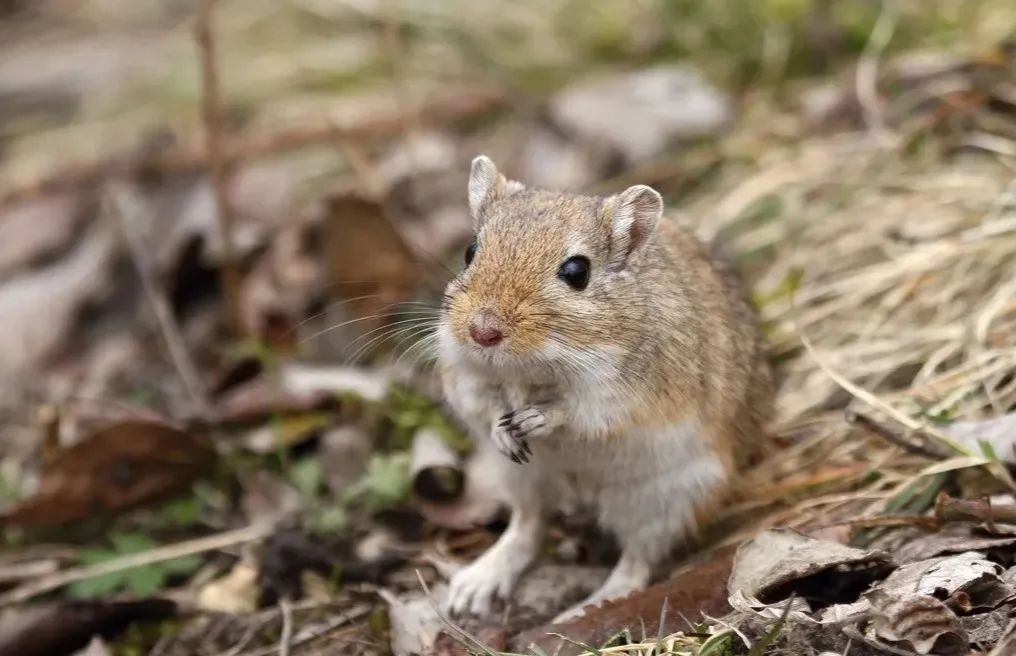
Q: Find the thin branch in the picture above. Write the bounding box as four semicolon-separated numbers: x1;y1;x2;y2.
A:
195;0;244;337
108;185;214;421
0;86;507;208
845;409;951;460
0;522;274;606
278;597;294;656
935;492;1016;525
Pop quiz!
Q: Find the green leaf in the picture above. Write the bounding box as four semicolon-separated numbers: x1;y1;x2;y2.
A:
345;451;411;511
289;457;324;497
310;505;349;533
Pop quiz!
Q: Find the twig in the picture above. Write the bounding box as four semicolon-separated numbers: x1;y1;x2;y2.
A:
108;186;214;421
240;605;371;656
845;410;951;460
195;0;244;338
935;492;1016;525
0;522;274;606
0;86;507;208
278;597;294;656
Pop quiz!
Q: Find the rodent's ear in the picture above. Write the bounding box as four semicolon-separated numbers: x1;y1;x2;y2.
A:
606;185;663;270
468;155;524;226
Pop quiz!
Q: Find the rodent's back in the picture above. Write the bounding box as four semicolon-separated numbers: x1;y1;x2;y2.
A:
646;219;773;468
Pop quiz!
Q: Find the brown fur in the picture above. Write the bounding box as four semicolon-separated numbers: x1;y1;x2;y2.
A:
445;186;773;467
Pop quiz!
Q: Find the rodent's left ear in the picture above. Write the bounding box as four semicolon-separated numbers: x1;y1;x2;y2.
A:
468;155;524;227
605;185;663;270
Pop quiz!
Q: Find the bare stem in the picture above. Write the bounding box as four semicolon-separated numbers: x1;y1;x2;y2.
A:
195;0;245;338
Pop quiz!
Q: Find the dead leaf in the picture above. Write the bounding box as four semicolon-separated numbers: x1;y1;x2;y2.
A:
0;192;81;277
513;547;735;655
0;421;215;526
380;586;446;656
0;598;176;656
867;590;968;656
895;524;1016;564
317;191;419;360
728;529;894;606
196;561;258;614
870;552;1014;614
0;221;116;376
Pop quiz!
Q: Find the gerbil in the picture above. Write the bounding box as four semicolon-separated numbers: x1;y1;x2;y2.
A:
438;156;773;622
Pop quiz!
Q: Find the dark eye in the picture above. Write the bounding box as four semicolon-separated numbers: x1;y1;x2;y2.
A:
557;255;590;290
464;238;477;266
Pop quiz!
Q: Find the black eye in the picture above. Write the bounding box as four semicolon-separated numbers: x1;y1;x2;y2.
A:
464;238;477;266
557;255;590;290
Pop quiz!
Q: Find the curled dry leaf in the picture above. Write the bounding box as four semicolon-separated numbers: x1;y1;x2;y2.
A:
0;421;215;526
867;590;968;656
728;529;894;605
870;552;1014;614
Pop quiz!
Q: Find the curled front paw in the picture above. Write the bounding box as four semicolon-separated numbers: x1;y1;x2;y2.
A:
492;407;546;464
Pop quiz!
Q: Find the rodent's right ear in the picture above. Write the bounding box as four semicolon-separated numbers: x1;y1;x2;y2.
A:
605;185;663;270
468;155;524;227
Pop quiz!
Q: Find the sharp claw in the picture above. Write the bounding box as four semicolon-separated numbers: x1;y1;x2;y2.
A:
510;453;521;464
521;440;532;455
517;451;529;463
498;418;511;427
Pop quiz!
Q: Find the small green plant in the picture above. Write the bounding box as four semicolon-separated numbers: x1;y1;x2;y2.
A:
344;451;413;511
69;533;201;598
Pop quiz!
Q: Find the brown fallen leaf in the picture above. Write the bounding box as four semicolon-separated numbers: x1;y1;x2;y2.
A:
895;524;1016;564
0;421;216;527
867;590;968;656
728;529;894;606
318;191;420;360
511;547;735;655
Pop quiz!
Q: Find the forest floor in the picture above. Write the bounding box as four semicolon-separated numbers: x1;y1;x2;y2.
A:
1;1;1016;655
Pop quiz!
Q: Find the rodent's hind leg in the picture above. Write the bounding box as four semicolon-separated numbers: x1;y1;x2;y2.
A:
445;485;543;617
550;550;651;624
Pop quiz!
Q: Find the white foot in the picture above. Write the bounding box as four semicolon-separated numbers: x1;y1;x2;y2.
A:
445;511;541;617
550;552;651;624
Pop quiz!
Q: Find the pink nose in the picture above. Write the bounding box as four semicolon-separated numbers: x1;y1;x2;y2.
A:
469;324;504;347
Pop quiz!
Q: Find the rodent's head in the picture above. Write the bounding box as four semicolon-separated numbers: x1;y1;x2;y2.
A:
440;155;663;369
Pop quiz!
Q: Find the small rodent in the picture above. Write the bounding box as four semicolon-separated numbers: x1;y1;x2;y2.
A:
438;156;773;622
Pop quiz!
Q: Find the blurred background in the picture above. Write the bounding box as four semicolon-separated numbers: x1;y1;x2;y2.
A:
1;1;1016;654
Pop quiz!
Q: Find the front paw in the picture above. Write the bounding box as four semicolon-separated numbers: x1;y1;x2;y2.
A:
492;407;547;464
